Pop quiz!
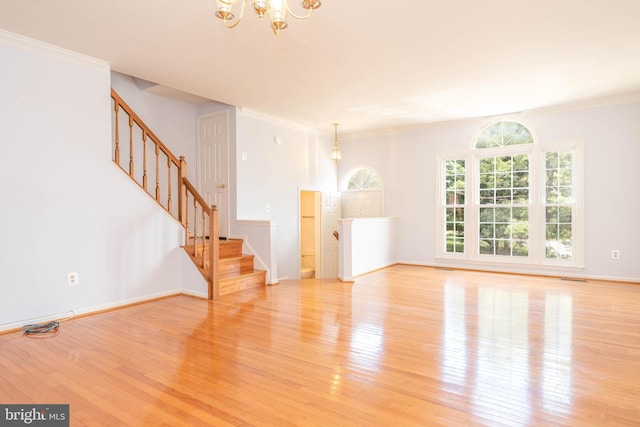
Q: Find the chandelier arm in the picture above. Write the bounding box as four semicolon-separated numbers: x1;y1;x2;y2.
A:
223;0;247;28
285;8;313;19
223;16;243;28
284;1;314;20
223;19;241;28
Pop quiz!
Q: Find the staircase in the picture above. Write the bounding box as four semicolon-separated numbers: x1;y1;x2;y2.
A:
110;89;266;300
218;239;267;296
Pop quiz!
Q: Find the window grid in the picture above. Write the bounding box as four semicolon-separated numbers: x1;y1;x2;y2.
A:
545;151;574;260
478;154;530;257
476;121;534;149
445;160;465;253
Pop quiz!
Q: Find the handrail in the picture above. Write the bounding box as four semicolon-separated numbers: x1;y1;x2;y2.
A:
110;89;220;300
111;90;181;166
183;178;209;211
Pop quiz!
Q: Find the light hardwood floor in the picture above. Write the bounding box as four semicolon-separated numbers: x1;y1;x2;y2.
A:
1;265;639;426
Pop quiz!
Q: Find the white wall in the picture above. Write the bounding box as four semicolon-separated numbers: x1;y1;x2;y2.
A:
235;111;336;280
338;217;398;281
339;102;640;282
341;190;383;218
0;31;199;329
233;220;278;285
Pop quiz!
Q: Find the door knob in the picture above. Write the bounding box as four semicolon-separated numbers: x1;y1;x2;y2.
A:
217;184;226;189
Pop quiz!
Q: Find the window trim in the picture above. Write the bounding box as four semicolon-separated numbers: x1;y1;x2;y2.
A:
341;165;385;218
436;139;584;270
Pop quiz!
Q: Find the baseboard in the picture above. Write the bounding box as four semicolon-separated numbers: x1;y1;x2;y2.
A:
395;261;640;285
0;290;183;334
180;289;208;299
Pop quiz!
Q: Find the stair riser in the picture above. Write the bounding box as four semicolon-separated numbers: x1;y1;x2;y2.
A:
220;271;266;296
219;240;243;258
219;256;255;278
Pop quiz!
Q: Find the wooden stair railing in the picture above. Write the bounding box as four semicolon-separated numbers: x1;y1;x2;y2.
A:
111;89;183;220
110;89;220;300
183;179;219;300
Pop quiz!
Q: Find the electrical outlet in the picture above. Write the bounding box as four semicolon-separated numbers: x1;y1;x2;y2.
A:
611;250;620;260
68;272;79;286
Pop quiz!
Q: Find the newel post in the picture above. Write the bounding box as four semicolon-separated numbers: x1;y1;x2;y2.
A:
209;205;220;301
178;156;187;228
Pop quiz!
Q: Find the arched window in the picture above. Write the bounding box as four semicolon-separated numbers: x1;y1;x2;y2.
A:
342;167;383;218
347;167;382;190
475;121;534;149
438;120;582;266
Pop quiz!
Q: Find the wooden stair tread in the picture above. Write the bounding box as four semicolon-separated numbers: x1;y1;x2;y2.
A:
219;254;252;260
219;254;253;259
219;269;265;281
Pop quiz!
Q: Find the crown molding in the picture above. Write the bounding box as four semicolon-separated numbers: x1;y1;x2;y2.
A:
343;116;484;141
344;92;640;141
237;106;318;134
522;92;640;118
0;28;109;70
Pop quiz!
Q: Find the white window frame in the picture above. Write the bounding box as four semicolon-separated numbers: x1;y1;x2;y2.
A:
437;152;469;261
341;165;385;218
435;130;584;269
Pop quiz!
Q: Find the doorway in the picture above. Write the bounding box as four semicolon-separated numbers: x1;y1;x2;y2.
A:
299;190;341;279
300;190;320;279
197;111;229;237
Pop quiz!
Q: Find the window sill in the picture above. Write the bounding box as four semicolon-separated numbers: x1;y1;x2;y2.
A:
435;254;585;272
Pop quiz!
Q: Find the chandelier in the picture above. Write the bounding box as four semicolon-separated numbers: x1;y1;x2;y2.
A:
215;0;322;36
331;123;342;162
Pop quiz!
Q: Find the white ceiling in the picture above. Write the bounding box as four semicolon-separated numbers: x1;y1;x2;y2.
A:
1;0;640;134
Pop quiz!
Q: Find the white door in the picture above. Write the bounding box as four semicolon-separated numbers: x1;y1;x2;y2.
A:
321;192;341;278
197;111;229;237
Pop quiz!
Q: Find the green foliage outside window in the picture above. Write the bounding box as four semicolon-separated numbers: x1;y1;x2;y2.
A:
476;121;534;148
545;151;574;259
347;168;382;190
477;152;530;257
445;160;465;253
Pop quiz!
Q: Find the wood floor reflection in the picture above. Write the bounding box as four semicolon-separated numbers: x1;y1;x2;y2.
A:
1;265;639;426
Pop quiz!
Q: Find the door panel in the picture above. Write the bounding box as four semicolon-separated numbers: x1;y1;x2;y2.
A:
321;192;341;278
198;112;229;237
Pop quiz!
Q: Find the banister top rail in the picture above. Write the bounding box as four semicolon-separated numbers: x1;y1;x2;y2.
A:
183;178;211;213
111;89;181;167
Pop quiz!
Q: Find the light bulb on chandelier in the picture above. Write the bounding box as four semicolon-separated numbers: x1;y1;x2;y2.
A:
215;0;321;36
